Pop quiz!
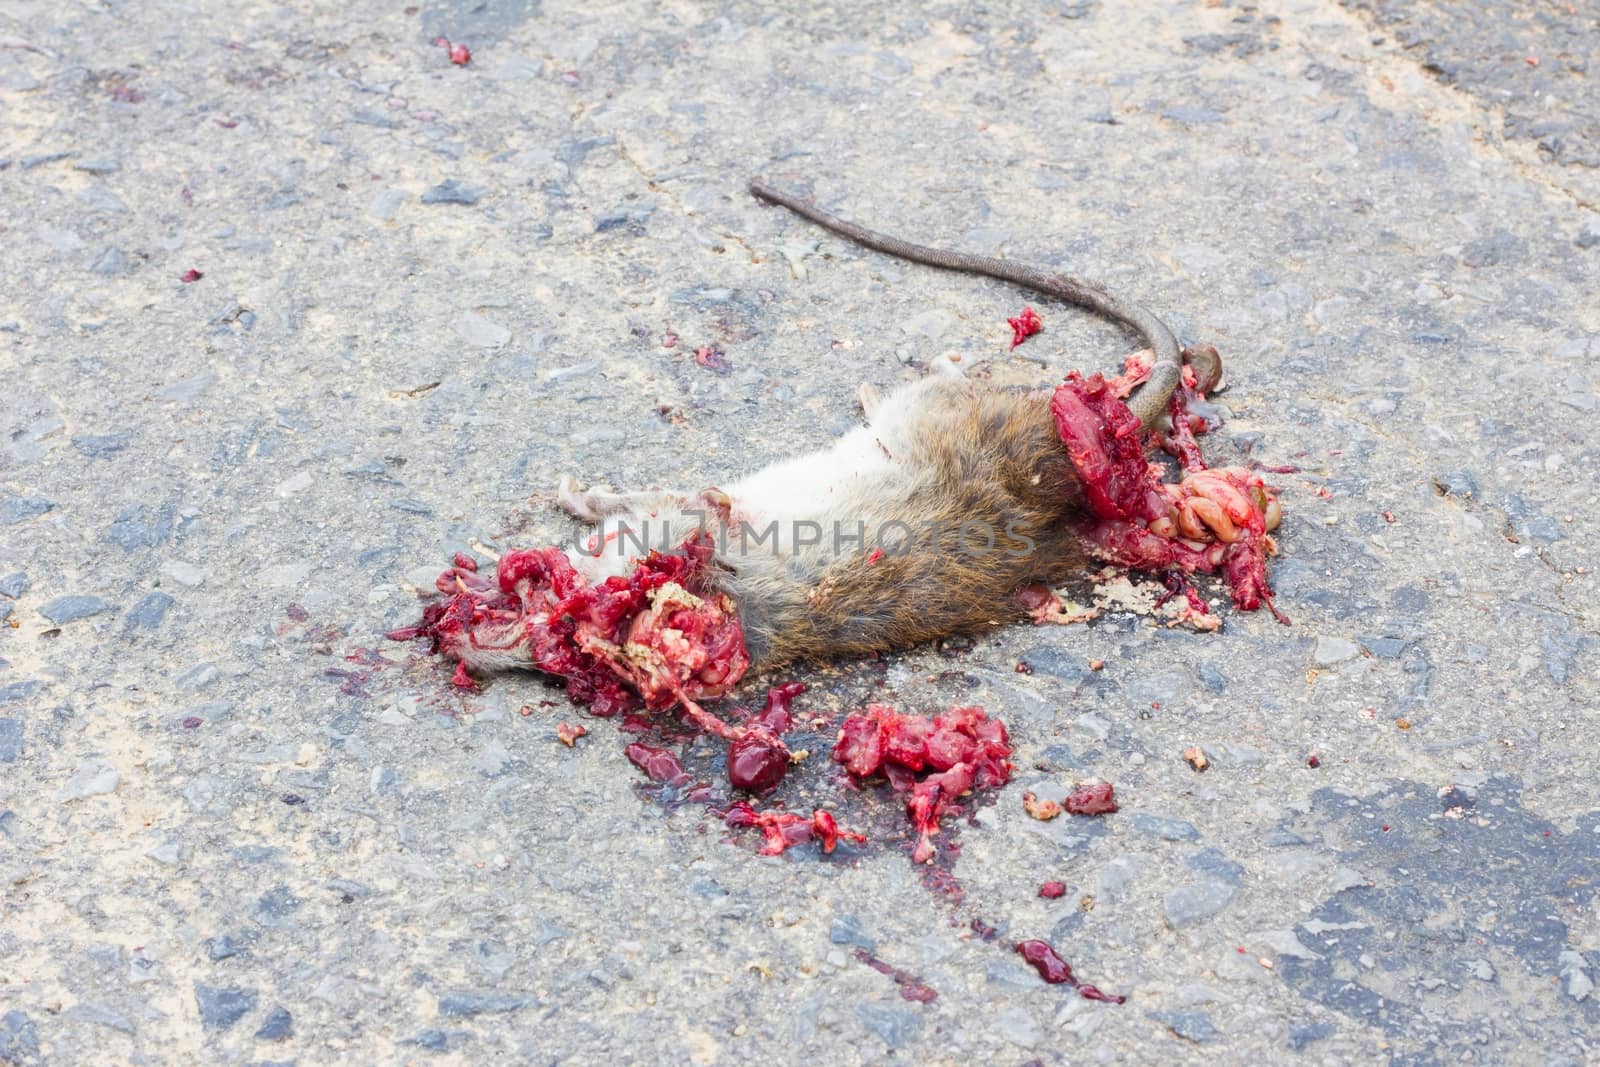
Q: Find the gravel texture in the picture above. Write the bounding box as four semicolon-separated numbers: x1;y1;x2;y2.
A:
1;0;1597;1063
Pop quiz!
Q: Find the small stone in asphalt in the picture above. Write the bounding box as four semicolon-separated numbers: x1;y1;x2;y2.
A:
62;1002;135;1034
1148;1010;1220;1043
1129;813;1201;842
41;595;113;625
71;433;132;457
1288;1021;1336;1050
1164;881;1237;928
1312;636;1359;666
0;497;53;526
829;914;876;951
436;993;533;1017
0;1010;40;1064
404;1029;474;1051
0;572;27;598
193;983;257;1031
421;179;484;205
52;759;120;802
255;1007;293;1041
856;1003;922;1049
124;591;174;630
0;719;21;762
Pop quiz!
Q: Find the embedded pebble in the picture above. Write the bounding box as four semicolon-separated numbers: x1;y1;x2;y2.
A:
1312;636;1359;666
855;1003;922;1049
1164;881;1236;928
458;311;512;348
1129;813;1200;842
53;759;120;801
436;992;534;1017
255;1007;293;1041
1147;1010;1219;1043
421;180;485;205
124;591;174;630
0;719;21;762
193;984;257;1031
0;497;54;525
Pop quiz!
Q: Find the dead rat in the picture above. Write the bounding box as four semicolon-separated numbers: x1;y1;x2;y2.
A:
552;180;1245;671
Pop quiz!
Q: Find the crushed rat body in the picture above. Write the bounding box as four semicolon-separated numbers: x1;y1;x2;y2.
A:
395;183;1284;877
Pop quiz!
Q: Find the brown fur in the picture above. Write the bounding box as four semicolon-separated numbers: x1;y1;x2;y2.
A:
721;383;1089;668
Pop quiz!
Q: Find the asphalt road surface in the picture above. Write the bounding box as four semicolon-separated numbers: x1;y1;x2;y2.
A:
1;0;1597;1063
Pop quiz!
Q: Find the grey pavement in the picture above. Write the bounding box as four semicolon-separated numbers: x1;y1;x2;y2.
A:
1;0;1597;1064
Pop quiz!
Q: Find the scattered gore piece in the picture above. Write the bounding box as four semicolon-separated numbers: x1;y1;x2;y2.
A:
1015;940;1125;1003
1007;306;1043;348
180;269;203;283
832;704;1013;863
1039;881;1067;899
693;345;732;374
1054;353;1289;624
1022;791;1062;821
556;721;587;746
434;36;471;65
625;742;688;786
1063;781;1117;816
722;802;865;856
726;682;804;793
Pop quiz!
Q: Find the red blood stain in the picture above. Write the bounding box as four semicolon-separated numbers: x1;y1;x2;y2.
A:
625;743;688;786
1014;940;1124;1003
854;949;938;1003
180;269;203;283
1039;881;1067;899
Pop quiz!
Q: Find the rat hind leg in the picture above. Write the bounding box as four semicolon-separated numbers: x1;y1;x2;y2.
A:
556;476;690;521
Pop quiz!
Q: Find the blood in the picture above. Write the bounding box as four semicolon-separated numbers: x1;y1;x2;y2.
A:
1007;306;1043;348
1014;940;1125;1003
854;949;938;1003
832;704;1013;863
625;743;689;786
180;269;203;283
721;802;865;856
1039;881;1067;899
